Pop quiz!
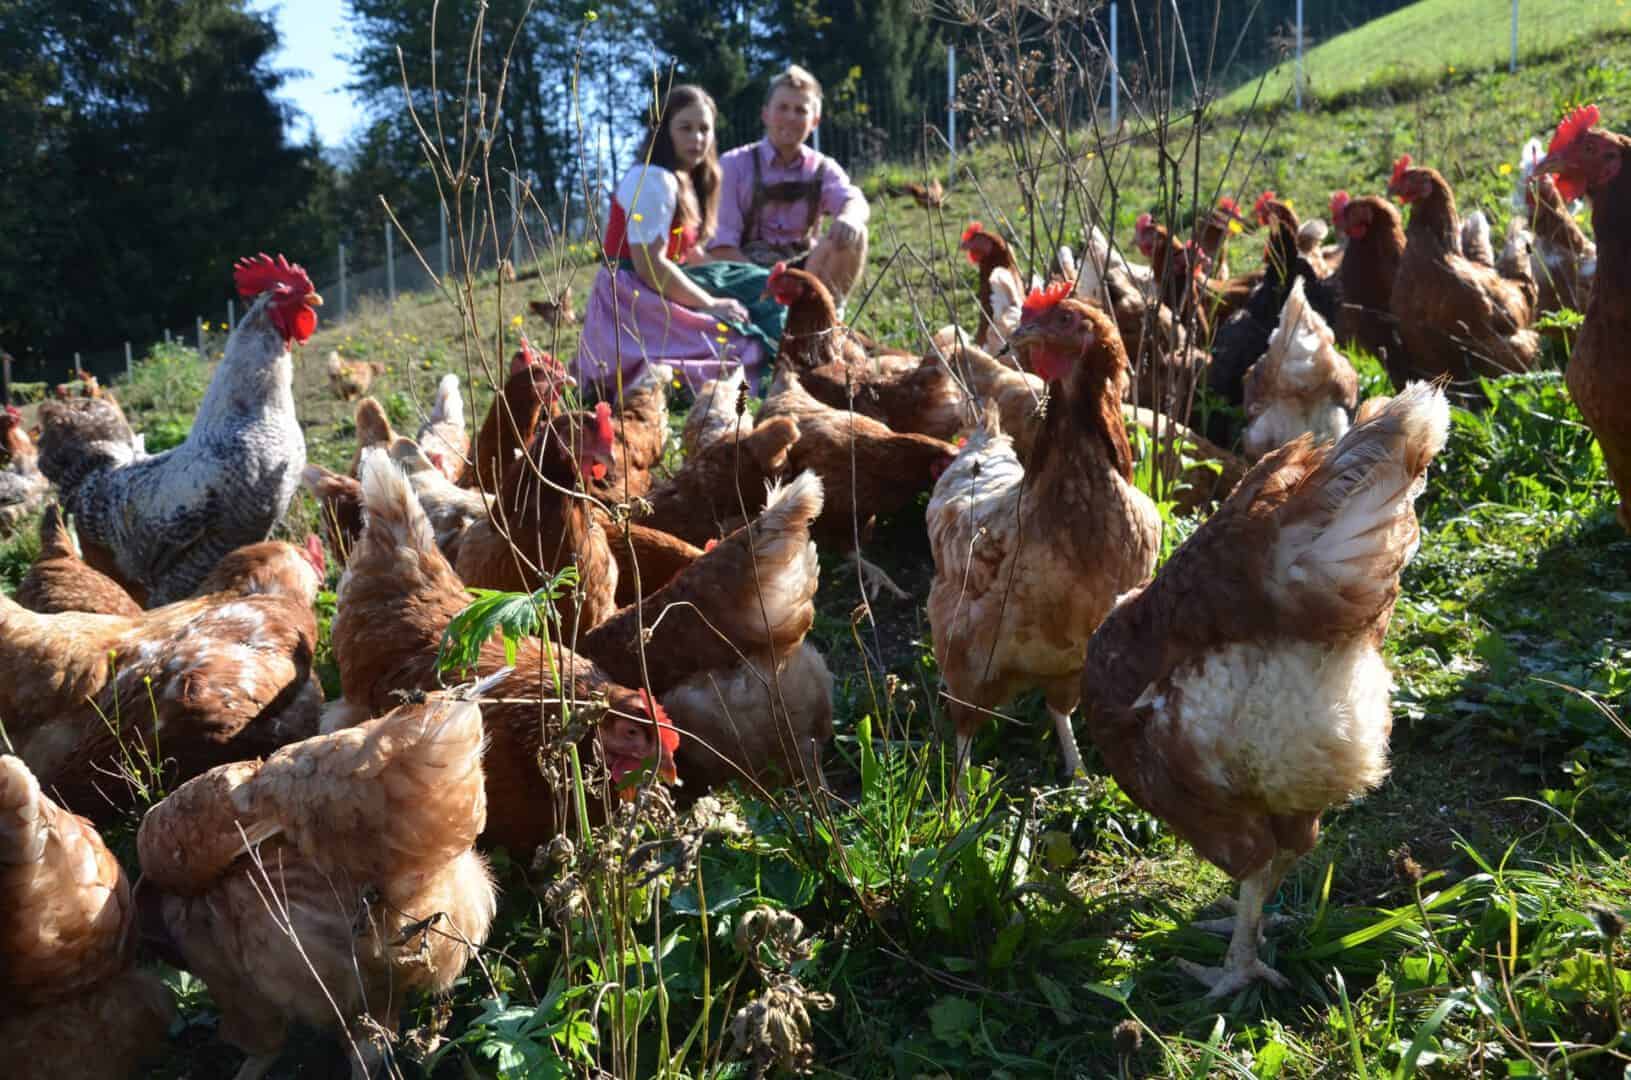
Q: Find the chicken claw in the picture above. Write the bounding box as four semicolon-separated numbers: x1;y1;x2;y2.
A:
853;553;910;601
1176;956;1291;999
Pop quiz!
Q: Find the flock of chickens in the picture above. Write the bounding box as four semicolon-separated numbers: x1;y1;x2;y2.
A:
0;105;1625;1077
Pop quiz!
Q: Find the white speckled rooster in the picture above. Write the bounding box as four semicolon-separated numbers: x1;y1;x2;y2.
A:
42;254;319;605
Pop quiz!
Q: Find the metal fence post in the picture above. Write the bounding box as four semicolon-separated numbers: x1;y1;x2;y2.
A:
1295;0;1305;110
439;201;449;281
812;119;821;155
227;299;235;330
1110;2;1120;129
74;352;82;378
1;350;11;404
125;341;133;377
509;173;520;263
1510;0;1519;73
339;243;348;320
947;44;956;169
196;315;205;360
385;225;396;308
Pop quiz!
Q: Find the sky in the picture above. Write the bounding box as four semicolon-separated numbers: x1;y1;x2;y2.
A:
255;0;367;150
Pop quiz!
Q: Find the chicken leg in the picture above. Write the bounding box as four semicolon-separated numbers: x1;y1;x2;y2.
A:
1176;850;1297;998
853;552;910;601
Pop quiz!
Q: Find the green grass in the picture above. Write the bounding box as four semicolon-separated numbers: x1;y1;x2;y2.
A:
1222;0;1631;112
4;14;1631;1078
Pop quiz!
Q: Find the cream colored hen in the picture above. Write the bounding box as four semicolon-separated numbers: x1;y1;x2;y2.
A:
137;696;497;1080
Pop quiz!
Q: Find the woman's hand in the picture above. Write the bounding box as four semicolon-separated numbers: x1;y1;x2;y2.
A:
705;297;750;325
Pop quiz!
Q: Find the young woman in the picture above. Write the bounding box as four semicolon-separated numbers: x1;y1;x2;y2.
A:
574;85;787;389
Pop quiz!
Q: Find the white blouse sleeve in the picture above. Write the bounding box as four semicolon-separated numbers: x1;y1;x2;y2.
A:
616;166;680;247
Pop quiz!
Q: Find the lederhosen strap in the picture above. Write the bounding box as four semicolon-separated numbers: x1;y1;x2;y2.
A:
740;148;830;266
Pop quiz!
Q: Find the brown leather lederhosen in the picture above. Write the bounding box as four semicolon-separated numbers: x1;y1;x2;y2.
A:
739;147;830;268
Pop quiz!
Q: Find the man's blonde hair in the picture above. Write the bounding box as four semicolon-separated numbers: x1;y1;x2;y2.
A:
768;64;823;115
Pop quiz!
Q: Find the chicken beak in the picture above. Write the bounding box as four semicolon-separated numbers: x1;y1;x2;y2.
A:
306;292;324;307
1005;323;1041;352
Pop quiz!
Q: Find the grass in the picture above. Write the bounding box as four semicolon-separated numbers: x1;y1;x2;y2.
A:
1220;0;1631;112
4;8;1631;1078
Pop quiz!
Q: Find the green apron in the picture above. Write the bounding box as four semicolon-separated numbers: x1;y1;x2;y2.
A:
617;258;786;360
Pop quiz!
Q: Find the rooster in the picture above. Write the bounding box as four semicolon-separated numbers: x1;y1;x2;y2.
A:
1240;278;1360;460
928;284;1161;784
959;221;1027;354
327;351;385;401
1081;383;1449;997
1387;155;1539;395
137;695;497;1079
0;756;174;1080
41;253;318;605
1535;104;1630;530
1514;137;1599;322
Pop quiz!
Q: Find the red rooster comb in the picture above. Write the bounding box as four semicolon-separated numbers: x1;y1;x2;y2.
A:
960;221;984;245
1134;212;1154;231
1252;190;1276;225
233;253;314;300
512;337;539;375
1021;279;1074;320
641;690;681;757
1216;195;1240;215
1389;154;1413;192
1330;190;1351;223
769;261;788;285
3;404;20;423
1549;104;1600;156
592;401;615;444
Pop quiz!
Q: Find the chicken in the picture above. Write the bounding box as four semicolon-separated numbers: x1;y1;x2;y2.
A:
1330;191;1411;387
1535;104;1631;530
682;368;753;456
801;349;966;441
1460;210;1495;267
301;462;365;566
959;222;1027;354
14;504;142;616
765;262;893;372
1518;148;1598;320
602;517;704;607
1208;194;1342;416
529;285;577;327
760;370;957;599
891;178;945;208
454;410;619;632
1240;278;1360;460
928;285;1161;783
41;254;317;606
662;642;834;798
949;338;1047;462
347;395;398;477
388;435;492;563
459;339;575;492
1387;155;1539;396
1133;212;1211;337
136;694;497;1079
580;470;823;707
326;350;385;401
1127;215;1213;416
416;373;471;482
637;415;801;545
329;450;679;851
0;756;174;1080
0;540;325;817
1194;196;1250;280
0;403;48;533
549;362;670;502
1080;383;1449;997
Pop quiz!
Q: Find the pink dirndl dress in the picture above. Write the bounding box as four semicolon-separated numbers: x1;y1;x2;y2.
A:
573;164;768;389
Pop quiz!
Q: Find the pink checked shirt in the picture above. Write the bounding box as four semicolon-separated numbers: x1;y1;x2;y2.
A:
711;138;869;250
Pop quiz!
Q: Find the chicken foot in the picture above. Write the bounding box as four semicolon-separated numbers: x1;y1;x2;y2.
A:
1050;705;1086;783
1176;850;1298;999
1190;892;1298;938
853;552;910;601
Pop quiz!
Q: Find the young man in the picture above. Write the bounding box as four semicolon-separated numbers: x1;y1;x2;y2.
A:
708;65;871;306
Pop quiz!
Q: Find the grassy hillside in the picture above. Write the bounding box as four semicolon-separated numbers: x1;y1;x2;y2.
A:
3;16;1630;1080
1222;0;1631;111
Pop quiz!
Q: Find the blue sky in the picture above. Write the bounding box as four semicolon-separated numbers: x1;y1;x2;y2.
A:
255;0;366;149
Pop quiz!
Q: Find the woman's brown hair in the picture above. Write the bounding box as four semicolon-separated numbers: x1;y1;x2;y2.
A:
641;84;721;245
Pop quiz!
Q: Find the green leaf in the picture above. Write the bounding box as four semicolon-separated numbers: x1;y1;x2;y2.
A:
927;995;980;1045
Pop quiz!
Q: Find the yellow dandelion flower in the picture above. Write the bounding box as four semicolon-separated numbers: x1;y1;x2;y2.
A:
632;212;644;222
510;314;523;327
1228;220;1244;235
1499;162;1514;176
1447;65;1456;74
716;335;727;344
672;379;681;389
716;322;729;332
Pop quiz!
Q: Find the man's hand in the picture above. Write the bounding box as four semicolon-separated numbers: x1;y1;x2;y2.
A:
828;218;863;249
